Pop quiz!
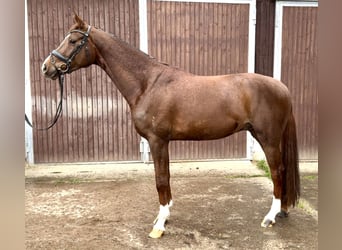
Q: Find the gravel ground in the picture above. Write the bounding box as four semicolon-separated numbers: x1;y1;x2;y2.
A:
25;161;318;249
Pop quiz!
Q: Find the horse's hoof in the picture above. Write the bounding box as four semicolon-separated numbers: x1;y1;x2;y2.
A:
148;229;164;239
261;219;275;228
276;210;289;218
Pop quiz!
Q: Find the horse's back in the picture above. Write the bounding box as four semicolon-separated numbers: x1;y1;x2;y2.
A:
215;73;290;99
189;72;292;119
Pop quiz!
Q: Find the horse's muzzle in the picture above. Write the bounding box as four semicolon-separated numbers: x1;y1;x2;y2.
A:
41;57;59;80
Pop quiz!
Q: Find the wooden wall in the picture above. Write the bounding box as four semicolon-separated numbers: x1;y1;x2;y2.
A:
27;0;253;163
147;1;250;160
280;6;318;160
26;0;318;163
27;0;141;163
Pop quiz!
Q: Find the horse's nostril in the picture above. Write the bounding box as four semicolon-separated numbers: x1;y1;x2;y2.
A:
42;63;47;73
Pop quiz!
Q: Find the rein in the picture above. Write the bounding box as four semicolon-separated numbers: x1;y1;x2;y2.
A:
25;74;64;130
25;25;92;130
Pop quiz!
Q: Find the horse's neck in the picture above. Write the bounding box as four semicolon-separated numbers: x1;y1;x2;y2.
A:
92;28;155;106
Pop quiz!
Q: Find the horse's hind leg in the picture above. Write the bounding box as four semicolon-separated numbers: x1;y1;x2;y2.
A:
260;144;284;227
261;143;284;227
148;136;173;238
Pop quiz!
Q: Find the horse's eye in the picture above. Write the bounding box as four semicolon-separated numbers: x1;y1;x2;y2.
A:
69;39;76;44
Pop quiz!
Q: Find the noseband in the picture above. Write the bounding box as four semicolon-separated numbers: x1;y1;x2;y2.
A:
50;25;92;73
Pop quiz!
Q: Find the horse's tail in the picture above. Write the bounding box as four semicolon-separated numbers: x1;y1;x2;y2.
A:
281;111;300;207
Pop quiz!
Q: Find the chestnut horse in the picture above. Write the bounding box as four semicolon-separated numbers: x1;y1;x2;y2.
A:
41;14;300;238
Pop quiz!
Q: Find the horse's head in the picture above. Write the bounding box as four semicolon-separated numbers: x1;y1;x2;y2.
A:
41;13;96;80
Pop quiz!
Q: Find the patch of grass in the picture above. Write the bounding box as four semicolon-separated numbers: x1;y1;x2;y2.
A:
303;175;317;180
226;174;266;179
297;198;318;218
256;160;271;179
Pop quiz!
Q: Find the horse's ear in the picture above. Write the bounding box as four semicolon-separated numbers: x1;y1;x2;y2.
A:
73;12;86;28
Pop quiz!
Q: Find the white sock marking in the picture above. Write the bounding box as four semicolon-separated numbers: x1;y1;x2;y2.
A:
264;196;281;223
153;200;173;231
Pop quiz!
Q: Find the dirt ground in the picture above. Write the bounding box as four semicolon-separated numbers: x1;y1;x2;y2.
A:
25;161;318;250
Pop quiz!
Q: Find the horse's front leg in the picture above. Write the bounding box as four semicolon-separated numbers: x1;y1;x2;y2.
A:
148;137;173;238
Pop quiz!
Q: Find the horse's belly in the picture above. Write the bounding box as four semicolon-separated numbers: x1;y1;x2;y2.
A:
171;115;239;140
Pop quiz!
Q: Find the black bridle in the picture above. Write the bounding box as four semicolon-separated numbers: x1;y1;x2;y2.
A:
25;25;92;130
51;25;92;74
